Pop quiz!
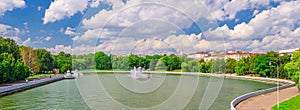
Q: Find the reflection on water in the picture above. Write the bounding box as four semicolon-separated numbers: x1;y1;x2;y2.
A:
0;73;275;110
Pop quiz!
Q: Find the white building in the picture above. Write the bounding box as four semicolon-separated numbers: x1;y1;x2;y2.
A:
225;51;250;61
204;54;224;62
186;52;209;60
279;48;300;56
203;51;250;62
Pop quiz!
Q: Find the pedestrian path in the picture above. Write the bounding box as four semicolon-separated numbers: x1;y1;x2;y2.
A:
0;76;64;96
236;86;299;110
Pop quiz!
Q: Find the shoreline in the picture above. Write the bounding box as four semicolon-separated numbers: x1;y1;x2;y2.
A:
81;70;294;84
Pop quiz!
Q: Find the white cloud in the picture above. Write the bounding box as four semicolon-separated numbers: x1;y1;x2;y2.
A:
37;6;42;11
64;27;76;35
47;45;72;54
0;24;22;43
44;36;52;41
89;0;104;8
22;37;31;46
43;0;89;24
64;0;300;54
0;0;25;16
0;24;33;46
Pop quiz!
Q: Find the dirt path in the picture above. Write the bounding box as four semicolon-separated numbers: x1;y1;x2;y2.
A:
236;86;299;110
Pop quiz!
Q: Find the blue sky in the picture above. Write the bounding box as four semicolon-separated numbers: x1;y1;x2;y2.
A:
0;0;299;55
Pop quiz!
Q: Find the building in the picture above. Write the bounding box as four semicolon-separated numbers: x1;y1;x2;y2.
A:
203;54;224;62
225;51;250;61
188;51;251;62
279;48;300;56
186;52;209;60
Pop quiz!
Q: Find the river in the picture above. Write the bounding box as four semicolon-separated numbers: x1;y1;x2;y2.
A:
0;72;275;110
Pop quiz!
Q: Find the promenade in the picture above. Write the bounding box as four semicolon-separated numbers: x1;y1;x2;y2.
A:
0;75;64;97
236;86;298;110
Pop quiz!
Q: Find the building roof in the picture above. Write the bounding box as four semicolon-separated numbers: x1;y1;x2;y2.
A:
187;52;208;55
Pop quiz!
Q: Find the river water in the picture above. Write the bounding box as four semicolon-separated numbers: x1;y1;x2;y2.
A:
0;72;275;110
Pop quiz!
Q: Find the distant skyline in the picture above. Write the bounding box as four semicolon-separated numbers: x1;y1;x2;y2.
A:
0;0;299;55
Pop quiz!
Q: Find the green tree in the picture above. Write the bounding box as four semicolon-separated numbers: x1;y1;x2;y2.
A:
253;55;273;77
198;59;211;73
55;52;72;73
0;53;29;83
211;59;226;73
36;49;53;73
155;58;167;71
235;57;249;75
0;37;21;59
226;58;236;73
284;51;300;83
95;51;111;70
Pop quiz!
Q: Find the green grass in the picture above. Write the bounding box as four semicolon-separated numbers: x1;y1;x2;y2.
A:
27;74;53;79
273;94;300;110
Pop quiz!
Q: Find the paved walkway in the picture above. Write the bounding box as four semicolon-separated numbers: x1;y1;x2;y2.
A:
236;86;299;110
0;75;64;96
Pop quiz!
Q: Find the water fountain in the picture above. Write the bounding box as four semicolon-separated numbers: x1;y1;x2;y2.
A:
129;67;151;80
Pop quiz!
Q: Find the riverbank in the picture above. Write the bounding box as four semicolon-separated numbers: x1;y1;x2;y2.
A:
82;70;294;84
0;75;65;97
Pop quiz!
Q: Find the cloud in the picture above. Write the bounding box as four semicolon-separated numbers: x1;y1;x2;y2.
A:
0;24;22;43
44;36;52;41
67;0;300;55
43;0;89;24
64;27;76;35
46;45;72;54
0;0;25;16
43;0;108;24
37;6;42;11
0;23;33;46
22;37;31;46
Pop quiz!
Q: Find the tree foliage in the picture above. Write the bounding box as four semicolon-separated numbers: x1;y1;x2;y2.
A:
95;51;111;70
0;37;30;83
226;58;236;73
235;57;249;75
36;49;53;72
19;46;40;73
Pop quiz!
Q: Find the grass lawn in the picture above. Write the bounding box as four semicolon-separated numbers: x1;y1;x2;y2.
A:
273;94;300;110
27;74;54;79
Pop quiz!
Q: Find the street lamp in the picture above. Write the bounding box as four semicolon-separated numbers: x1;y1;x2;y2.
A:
269;61;279;108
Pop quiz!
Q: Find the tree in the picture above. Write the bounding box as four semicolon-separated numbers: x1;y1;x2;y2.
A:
0;37;21;60
36;49;53;73
55;52;72;73
0;53;30;83
95;51;111;70
155;58;167;71
235;57;249;75
19;46;40;73
284;51;300;83
247;55;256;73
226;58;236;73
211;59;226;73
198;59;210;73
253;55;273;77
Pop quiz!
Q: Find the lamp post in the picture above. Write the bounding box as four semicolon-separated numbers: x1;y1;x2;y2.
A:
269;61;279;108
298;66;300;93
